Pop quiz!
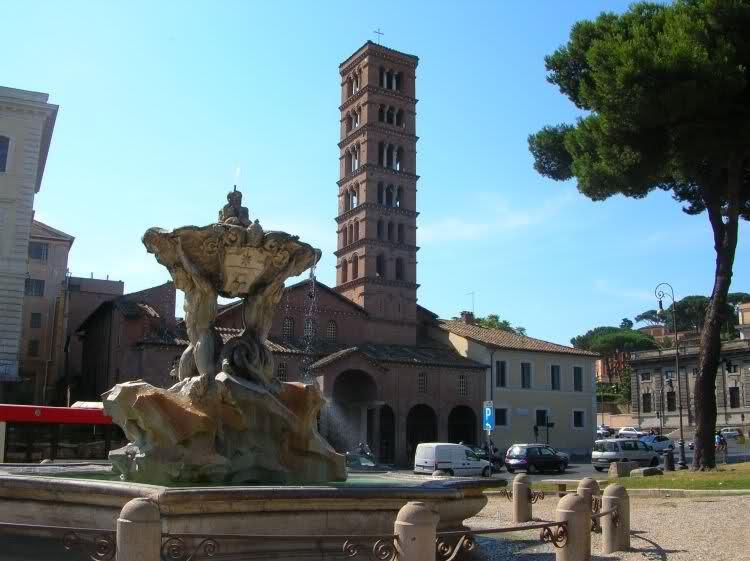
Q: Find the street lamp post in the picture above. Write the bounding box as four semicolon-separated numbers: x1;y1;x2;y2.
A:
655;282;688;469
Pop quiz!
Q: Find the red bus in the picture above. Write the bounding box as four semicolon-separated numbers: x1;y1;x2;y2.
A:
0;404;125;463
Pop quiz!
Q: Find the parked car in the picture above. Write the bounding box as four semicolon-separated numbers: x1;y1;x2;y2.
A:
640;435;675;454
413;443;491;477
617;426;647;439
597;425;614;438
720;427;742;440
505;444;567;474
592;438;661;471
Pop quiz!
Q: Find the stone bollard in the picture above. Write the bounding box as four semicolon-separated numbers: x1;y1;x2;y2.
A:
394;501;439;561
554;493;590;561
601;484;630;553
116;498;161;561
576;477;601;528
513;473;532;523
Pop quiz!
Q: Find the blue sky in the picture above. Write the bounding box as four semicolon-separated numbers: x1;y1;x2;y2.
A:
5;1;746;345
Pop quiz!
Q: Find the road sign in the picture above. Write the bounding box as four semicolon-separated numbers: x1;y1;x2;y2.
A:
483;401;494;432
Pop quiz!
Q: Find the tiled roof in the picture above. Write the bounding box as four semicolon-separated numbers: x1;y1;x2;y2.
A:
438;320;599;357
310;343;486;370
215;327;303;354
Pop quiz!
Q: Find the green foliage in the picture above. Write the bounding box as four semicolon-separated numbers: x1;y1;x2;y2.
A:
570;325;620;349
588;330;658;355
620;318;633;330
634;310;663;326
637;292;748;337
476;314;527;336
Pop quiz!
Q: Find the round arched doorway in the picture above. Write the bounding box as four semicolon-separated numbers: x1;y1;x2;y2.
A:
448;405;477;446
406;404;437;462
327;370;377;452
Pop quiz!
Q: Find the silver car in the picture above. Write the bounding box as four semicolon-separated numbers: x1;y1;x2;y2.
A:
592;438;661;472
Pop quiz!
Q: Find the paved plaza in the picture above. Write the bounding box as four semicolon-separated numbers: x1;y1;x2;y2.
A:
468;494;749;560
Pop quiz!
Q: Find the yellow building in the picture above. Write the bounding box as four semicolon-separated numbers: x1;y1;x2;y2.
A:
432;312;599;455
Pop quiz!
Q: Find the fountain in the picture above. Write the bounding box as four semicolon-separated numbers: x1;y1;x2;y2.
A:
104;187;344;485
0;188;505;560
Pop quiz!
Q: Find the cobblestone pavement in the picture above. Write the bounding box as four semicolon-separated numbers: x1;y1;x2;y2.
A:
464;494;750;560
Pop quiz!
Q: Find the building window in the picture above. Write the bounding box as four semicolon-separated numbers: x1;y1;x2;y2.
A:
418;372;427;393
495;408;508;427
28;242;49;261
573;410;585;428
0;136;9;172
458;374;467;397
535;409;548;428
397;223;404;243
729;386;740;408
304;317;314;339
726;362;739;374
640;372;651;382
495;360;507;387
326;320;337;343
664;369;675;380
277;362;288;382
551;365;561;391
667;391;676;411
642;392;652;413
24;278;45;297
27;340;40;357
30;313;41;328
377;220;384;240
521;362;531;388
377;183;384;204
573;366;583;392
341;260;348;283
352;254;359;279
282;317;294;341
387;221;394;241
376;254;385;277
395;258;404;281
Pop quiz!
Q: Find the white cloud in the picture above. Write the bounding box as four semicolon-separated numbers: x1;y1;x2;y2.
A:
420;191;576;243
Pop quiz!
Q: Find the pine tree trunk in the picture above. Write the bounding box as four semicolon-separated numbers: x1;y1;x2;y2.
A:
692;167;741;470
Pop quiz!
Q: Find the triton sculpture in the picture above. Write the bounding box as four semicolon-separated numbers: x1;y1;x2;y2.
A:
103;188;345;484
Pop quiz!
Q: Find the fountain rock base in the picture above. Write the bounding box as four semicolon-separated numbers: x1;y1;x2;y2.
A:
105;374;345;485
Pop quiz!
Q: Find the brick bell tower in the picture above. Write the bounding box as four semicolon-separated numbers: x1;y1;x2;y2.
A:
335;42;419;344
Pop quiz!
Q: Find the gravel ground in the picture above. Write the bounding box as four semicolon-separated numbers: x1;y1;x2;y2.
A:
465;494;750;560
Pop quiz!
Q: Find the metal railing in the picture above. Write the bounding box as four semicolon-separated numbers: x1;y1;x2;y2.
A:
0;520;116;560
160;531;399;561
435;520;568;561
497;487;545;503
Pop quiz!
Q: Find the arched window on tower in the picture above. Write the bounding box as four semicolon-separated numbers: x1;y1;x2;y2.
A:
387;222;394;241
386;70;393;90
395;109;403;127
397;223;404;244
396;187;403;208
386;144;394;169
376;254;385;277
377;220;384;240
395;258;404;281
378;183;384;204
395;72;402;92
282;317;295;341
350;186;358;208
345;151;352;175
353;220;359;241
342;227;348;246
347;78;354;98
378;142;385;166
348;223;354;244
379;67;385;88
395;147;403;171
277;362;288;382
0;136;9;173
386;107;395;125
378;105;385;122
346;113;353;133
341;259;348;283
352;254;359;279
326;320;337;342
385;185;394;207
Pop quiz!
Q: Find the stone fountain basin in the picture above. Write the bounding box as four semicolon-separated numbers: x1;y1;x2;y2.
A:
0;464;505;557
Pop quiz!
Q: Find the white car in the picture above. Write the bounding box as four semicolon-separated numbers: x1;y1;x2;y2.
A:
720;427;742;439
592;439;661;472
640;435;675;453
618;427;647;439
413;443;491;477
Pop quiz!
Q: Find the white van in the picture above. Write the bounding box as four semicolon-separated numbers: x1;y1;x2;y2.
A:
413;443;491;477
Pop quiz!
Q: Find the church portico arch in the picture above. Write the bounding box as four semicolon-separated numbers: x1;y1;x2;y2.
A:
405;403;437;464
448;405;477;446
328;369;379;453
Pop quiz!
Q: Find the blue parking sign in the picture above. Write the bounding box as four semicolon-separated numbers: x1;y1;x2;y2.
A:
483;401;494;431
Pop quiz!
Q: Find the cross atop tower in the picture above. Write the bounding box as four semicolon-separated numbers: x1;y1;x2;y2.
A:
373;28;384;44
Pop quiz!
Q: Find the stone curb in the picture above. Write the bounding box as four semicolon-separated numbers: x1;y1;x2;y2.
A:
625;488;750;498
